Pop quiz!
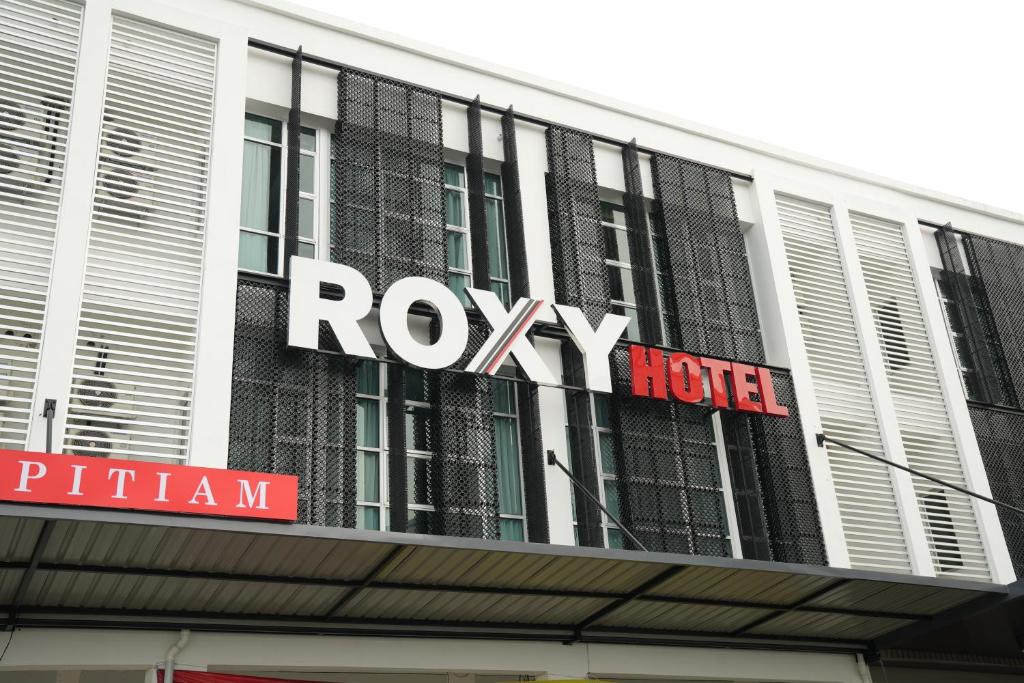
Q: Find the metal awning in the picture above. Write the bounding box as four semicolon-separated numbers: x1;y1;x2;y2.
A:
0;503;1006;653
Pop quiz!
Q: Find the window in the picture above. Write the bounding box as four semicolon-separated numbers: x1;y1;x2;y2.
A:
485;172;512;307
649;211;679;347
493;377;526;540
601;201;640;340
933;271;984;401
238;113;318;275
444;163;472;305
405;367;436;533
591;394;623;548
356;360;385;530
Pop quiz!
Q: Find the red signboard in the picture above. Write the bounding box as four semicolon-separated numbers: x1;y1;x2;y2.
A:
629;344;789;416
0;450;298;521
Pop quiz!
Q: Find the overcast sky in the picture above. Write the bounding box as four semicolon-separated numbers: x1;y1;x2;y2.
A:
288;0;1023;214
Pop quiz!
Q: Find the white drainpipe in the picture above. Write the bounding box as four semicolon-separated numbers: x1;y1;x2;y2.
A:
163;629;191;683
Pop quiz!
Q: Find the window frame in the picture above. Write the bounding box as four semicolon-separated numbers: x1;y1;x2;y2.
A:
493;375;528;541
484;170;513;307
600;198;640;341
355;358;388;530
444;160;473;306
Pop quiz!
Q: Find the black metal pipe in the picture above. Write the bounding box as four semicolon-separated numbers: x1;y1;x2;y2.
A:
246;38;754;183
817;433;1024;516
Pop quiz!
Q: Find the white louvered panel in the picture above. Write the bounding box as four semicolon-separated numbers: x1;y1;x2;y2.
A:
776;195;911;573
62;15;216;461
0;0;83;450
850;212;990;580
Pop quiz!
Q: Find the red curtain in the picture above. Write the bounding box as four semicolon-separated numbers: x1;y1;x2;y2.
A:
159;672;317;683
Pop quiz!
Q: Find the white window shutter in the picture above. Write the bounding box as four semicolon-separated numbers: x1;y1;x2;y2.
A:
851;212;989;580
0;0;84;450
776;194;912;573
62;15;217;460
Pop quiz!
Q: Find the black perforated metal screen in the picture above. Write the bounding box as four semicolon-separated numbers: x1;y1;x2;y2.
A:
228;278;357;527
650;155;763;363
968;406;1024;577
331;67;446;292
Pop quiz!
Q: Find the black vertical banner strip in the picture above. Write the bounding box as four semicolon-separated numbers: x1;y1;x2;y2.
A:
387;361;408;533
561;343;603;548
517;361;549;543
621;140;660;344
466;96;490;289
283;47;302;278
501;107;530;300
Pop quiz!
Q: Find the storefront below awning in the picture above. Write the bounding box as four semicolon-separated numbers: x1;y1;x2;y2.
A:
0;503;1006;652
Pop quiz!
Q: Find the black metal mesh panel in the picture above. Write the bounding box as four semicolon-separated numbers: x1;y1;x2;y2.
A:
228;278;357;527
744;372;827;565
430;323;500;539
651;155;763;363
962;232;1024;406
283;48;302;276
719;411;772;561
545;126;609;327
332;67;446;292
501;107;530;301
621;140;660;344
562;343;603;548
466;96;490;288
387;357;408;533
608;348;731;556
517;360;550;543
968;406;1024;576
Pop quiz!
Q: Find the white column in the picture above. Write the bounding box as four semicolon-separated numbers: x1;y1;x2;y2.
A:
27;0;114;452
831;203;934;576
749;176;850;568
902;217;1016;583
536;337;575;546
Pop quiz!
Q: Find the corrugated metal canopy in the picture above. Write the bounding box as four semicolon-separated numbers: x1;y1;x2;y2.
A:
0;504;1006;652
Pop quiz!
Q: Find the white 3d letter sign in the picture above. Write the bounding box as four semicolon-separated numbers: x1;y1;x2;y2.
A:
287;256;628;392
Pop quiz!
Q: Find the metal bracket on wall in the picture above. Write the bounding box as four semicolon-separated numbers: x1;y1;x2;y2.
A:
42;398;56;453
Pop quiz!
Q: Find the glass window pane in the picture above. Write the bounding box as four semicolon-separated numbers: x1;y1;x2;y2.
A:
240;141;280;232
599;432;615;474
607;527;624;549
445;188;465;227
594;395;611;429
297;241;315;259
490;280;511;308
299;154;315;194
447;230;468;269
245;114;280;143
448;272;471;306
444;163;465;187
484;172;501;196
357;360;380;395
603;479;620;519
299;197;315;239
357;450;380;502
405;368;425;402
500;518;524;541
608;265;636;303
300;127;316;151
495;416;523;515
604;225;631;263
357;505;380;530
357;398;380;448
612;304;640;341
600;201;627;225
492;378;515;414
238;232;277;273
408;457;432;505
406;406;433;452
409;509;434;534
486;197;508;278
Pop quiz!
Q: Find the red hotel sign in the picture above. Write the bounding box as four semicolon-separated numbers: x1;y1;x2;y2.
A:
0;450;298;521
629;344;789;416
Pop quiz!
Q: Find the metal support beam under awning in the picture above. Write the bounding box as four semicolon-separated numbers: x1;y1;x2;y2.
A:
0;503;1007;654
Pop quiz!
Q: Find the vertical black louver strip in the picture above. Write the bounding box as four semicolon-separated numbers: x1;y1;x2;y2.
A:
466;96;490;289
562;344;603;547
621;139;660;344
431;323;500;539
546;126;609;326
517;364;550;543
608;347;731;556
501;107;530;300
934;228;1003;405
283;47;303;277
744;372;826;565
651;155;763;362
227;278;357;527
960;232;1024;406
387;360;408;532
332;67;446;292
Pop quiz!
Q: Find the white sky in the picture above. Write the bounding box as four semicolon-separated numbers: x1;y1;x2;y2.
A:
287;0;1023;215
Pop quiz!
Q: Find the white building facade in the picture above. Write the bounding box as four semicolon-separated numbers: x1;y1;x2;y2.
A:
3;0;1024;681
